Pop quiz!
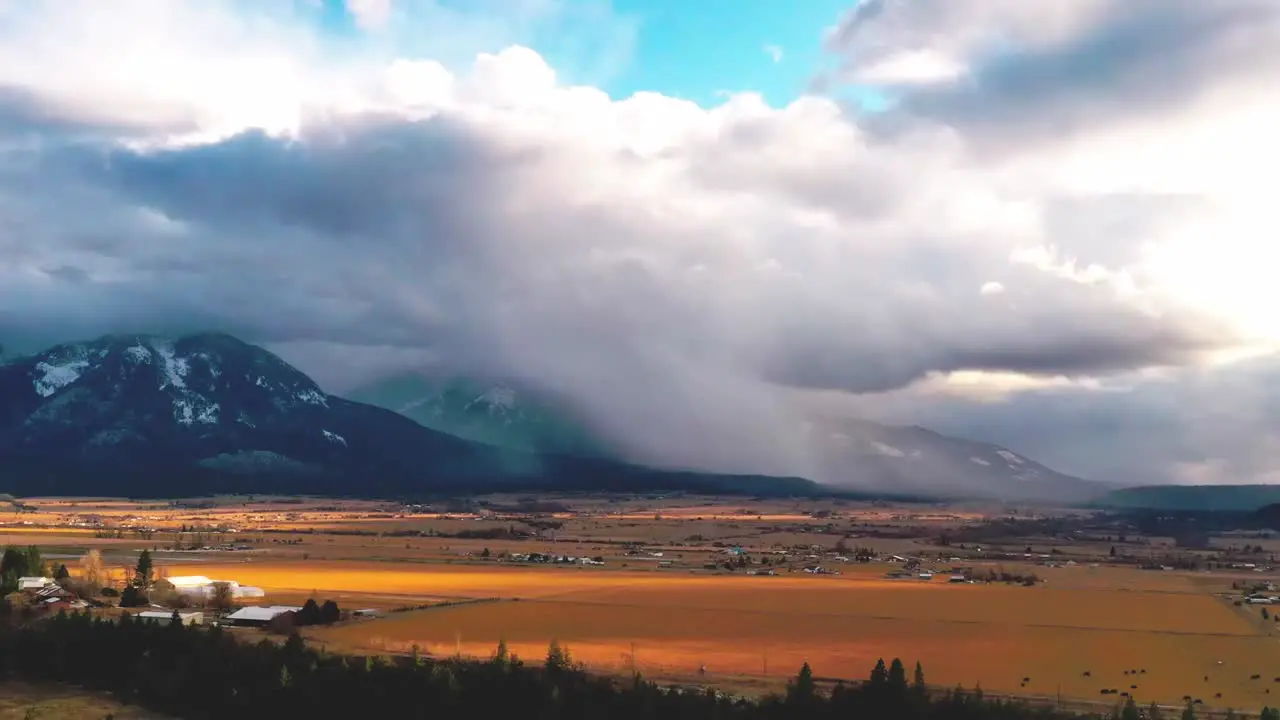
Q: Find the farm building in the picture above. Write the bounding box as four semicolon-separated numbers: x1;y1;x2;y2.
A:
166;576;266;600
225;606;302;628
137;611;204;626
32;583;72;602
18;577;53;591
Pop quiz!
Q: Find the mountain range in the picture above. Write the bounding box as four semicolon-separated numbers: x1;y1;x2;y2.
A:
0;333;817;498
350;374;1107;502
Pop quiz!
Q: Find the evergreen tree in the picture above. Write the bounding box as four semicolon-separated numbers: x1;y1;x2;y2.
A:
319;599;341;624
23;546;44;578
1148;702;1163;720
787;662;816;704
120;585;147;608
545;639;572;672
870;658;889;686
494;639;510;666
298;598;321;626
134;550;153;588
0;546;22;577
1120;695;1140;720
1181;700;1197;720
54;564;70;581
888;658;908;691
913;661;927;694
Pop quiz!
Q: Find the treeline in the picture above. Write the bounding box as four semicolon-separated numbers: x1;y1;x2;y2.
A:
0;609;1238;720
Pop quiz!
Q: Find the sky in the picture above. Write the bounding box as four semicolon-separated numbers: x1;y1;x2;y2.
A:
1;0;1279;487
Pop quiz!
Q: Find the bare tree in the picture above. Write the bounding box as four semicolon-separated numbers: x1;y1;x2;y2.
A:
208;581;235;612
79;550;105;589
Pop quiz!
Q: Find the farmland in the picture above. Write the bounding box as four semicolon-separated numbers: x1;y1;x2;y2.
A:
2;494;1279;711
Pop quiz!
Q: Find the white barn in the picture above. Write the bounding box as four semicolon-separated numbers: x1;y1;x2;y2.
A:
137;610;204;626
165;576;265;599
225;606;301;627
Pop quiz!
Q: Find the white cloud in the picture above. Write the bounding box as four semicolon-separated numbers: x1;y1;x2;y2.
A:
763;44;784;63
850;49;965;84
346;0;392;29
1;0;1279;486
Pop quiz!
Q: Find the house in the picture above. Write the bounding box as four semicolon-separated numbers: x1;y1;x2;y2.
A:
949;574;968;583
18;577;53;592
225;605;302;628
137;611;204;626
34;584;72;601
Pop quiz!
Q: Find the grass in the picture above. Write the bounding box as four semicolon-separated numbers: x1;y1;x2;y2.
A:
0;682;166;719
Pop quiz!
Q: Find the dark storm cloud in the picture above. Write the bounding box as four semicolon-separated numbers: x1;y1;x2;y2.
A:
0;0;1275;486
823;0;1280;149
903;1;1279;142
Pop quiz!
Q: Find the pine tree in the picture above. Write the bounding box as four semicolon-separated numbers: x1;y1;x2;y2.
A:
787;662;816;704
1181;700;1197;720
134;550;153;588
545;639;571;672
889;658;908;691
298;598;321;626
1121;695;1140;720
23;546;45;578
870;658;889;685
913;661;927;694
54;564;70;581
320;600;341;624
494;639;510;666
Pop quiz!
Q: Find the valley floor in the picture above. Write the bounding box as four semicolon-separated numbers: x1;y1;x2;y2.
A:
4;494;1279;713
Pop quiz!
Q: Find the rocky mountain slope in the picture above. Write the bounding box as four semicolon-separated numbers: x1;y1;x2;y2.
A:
805;418;1106;502
0;333;817;498
348;374;609;457
356;373;1106;502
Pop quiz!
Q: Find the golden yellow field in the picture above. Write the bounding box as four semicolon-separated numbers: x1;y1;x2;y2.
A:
8;495;1280;712
158;559;1280;709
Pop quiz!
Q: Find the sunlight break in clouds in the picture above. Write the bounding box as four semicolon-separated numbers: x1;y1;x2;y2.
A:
1;0;1279;486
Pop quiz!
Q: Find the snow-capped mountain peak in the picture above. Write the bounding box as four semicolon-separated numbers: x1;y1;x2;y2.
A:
0;332;348;461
